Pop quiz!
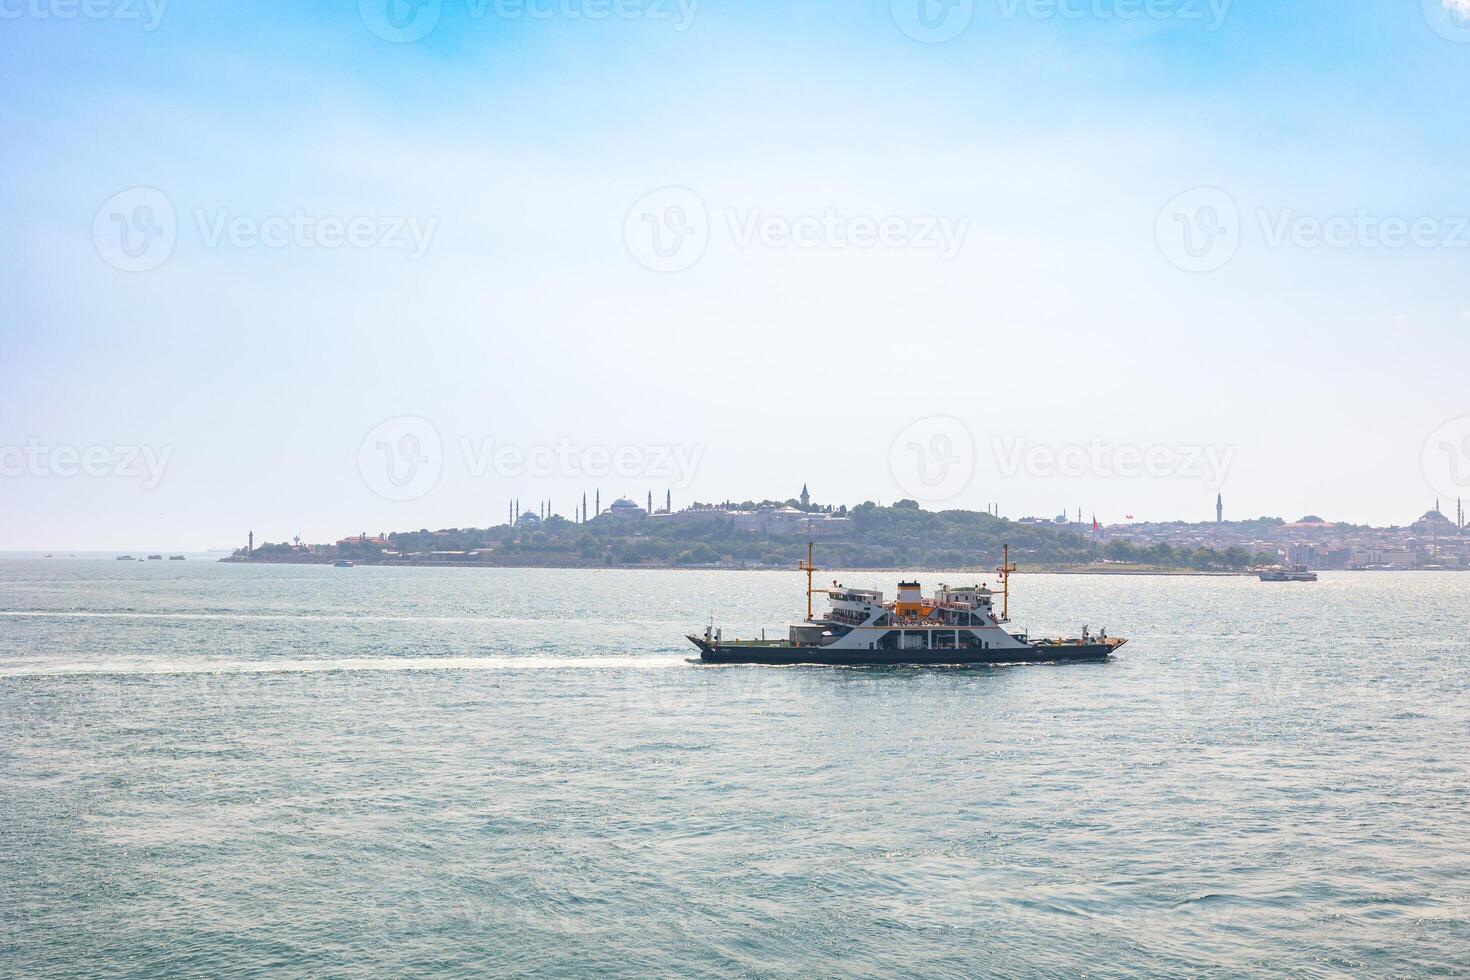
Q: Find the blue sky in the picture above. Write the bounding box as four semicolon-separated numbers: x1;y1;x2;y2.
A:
2;0;1468;549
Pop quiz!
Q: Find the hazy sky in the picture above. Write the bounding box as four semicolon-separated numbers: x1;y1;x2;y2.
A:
3;0;1469;550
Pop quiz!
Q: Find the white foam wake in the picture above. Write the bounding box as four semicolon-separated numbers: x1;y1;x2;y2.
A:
0;654;688;678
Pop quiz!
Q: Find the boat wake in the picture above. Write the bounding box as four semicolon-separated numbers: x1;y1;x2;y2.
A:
0;654;686;678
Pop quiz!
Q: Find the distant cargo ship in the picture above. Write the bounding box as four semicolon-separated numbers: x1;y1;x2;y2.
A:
169;555;186;561
116;555;135;561
334;560;355;568
689;544;1126;667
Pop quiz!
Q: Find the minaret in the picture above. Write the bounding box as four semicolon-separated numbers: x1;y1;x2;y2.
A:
595;490;600;517
582;493;588;524
1216;494;1223;524
666;489;671;514
248;531;253;555
647;491;653;515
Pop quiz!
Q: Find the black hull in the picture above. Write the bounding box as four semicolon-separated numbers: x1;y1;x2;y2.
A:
687;636;1119;667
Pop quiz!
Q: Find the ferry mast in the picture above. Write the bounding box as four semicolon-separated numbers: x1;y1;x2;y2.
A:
799;540;816;621
998;543;1016;623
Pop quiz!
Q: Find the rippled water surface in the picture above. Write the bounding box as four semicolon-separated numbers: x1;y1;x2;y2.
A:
3;558;1469;977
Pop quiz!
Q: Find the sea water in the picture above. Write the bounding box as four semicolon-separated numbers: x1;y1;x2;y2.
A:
2;559;1468;976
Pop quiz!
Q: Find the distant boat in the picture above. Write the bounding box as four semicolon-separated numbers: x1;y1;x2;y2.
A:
334;560;355;568
44;554;53;558
169;555;186;561
116;556;135;561
146;555;163;561
1260;565;1318;583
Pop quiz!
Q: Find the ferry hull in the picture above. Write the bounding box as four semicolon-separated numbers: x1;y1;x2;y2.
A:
688;636;1122;667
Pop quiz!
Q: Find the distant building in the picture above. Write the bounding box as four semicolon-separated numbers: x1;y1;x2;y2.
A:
338;534;389;547
1411;508;1458;534
1351;548;1419;569
605;497;646;518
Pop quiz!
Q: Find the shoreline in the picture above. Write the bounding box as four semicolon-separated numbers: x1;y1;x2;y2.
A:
217;556;1256;577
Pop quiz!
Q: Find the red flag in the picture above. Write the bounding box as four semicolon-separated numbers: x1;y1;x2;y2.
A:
1092;515;1100;532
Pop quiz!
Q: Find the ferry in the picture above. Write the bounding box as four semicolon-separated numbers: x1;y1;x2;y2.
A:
689;544;1126;667
333;560;355;568
1259;565;1318;582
